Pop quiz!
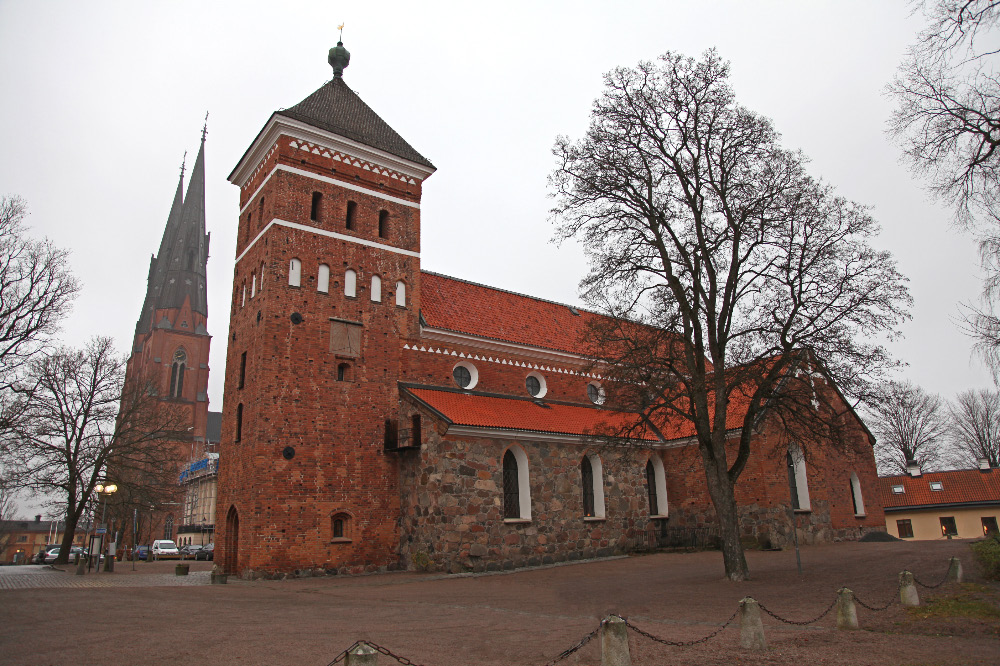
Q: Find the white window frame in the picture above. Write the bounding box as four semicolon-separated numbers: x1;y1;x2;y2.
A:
648;455;668;518
504;444;531;522
371;275;382;302
583;452;606;519
288;258;302;287
317;264;330;293
395;280;406;307
344;269;357;297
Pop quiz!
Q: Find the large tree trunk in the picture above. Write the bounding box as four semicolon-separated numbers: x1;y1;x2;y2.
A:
702;454;749;581
55;509;82;565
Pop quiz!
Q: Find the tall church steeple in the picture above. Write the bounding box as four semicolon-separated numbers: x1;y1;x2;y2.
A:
132;134;211;350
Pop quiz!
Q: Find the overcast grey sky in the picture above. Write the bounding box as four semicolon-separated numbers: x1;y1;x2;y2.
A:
0;1;993;427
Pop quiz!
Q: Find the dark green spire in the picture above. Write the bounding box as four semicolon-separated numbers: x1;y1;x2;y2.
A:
328;41;350;78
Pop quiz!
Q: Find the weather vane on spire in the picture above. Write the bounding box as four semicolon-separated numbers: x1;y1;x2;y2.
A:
329;25;351;78
201;111;209;142
180;151;188;179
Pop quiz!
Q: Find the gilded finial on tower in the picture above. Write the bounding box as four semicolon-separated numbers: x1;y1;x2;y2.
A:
201;111;209;143
180;151;188;179
329;25;350;78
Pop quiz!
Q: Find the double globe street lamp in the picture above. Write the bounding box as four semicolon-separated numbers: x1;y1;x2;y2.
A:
94;483;117;572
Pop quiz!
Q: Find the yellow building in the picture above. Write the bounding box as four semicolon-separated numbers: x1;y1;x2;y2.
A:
877;465;999;540
1;517;88;563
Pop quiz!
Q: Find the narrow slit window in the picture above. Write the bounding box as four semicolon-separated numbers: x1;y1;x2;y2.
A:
235;403;243;443
311;192;322;222
371;275;381;302
378;210;389;239
238;351;246;389
346;201;356;230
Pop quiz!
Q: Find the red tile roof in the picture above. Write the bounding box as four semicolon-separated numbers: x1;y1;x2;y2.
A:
876;469;1000;510
405;387;660;442
653;383;756;441
419;272;609;356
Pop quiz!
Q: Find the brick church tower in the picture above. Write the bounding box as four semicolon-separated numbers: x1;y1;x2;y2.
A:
216;42;436;574
124;132;213;542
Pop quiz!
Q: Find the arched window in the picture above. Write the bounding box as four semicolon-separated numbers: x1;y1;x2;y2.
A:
849;472;866;516
345;201;356;230
288;258;301;287
260;262;265;291
163;514;174;540
251;272;257;298
169;348;186;398
395;280;406;307
378;210;389;238
235;403;243;443
331;512;351;541
371;275;381;302
581;453;605;518
258;196;265;227
645;457;667;517
241;281;246;307
317;264;330;293
344;269;357;297
502;445;531;520
310;192;322;222
786;443;811;511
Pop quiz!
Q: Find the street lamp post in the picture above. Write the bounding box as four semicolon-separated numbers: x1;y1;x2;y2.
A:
93;483;117;573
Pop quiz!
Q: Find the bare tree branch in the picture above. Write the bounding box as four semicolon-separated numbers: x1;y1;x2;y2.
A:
950;387;1000;466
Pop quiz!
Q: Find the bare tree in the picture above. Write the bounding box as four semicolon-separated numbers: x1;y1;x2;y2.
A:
0;196;79;399
551;51;911;581
0;473;17;559
867;381;953;474
951;387;1000;467
5;337;186;564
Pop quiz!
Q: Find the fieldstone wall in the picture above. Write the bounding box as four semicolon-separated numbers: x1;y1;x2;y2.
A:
399;407;666;573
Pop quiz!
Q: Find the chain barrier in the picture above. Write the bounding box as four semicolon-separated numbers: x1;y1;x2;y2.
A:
366;640;428;666
540;624;601;666
326;641;361;666
622;610;739;647
912;567;951;590
852;592;896;612
756;596;839;626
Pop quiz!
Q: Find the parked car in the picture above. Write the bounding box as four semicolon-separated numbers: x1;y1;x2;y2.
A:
134;545;149;561
194;543;214;561
179;544;203;558
151;540;180;560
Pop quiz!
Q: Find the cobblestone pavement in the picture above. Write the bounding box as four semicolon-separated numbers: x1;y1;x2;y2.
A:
0;565;211;589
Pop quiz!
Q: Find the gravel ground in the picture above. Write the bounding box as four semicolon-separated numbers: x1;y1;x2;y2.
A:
1;539;997;666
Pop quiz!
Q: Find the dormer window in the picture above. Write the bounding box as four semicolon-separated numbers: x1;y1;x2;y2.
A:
929;481;943;491
892;485;905;494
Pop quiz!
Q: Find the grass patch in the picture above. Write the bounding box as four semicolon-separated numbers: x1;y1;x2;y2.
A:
906;584;1000;623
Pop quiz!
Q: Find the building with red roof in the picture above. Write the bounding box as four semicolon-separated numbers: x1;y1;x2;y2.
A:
213;43;885;577
876;464;1000;540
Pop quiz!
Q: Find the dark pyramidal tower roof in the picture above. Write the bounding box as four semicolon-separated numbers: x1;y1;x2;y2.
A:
133;135;211;345
275;41;433;168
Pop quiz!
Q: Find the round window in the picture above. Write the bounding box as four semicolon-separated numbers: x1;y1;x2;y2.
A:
453;365;471;388
526;375;541;397
452;362;478;390
587;382;606;405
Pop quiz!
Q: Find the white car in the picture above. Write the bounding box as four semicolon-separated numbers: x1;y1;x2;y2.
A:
151;540;180;560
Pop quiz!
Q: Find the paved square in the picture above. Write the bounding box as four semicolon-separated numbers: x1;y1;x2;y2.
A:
1;540;996;665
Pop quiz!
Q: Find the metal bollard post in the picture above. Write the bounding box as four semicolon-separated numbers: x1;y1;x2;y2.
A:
899;570;919;607
345;642;378;666
600;615;632;666
739;597;767;650
947;557;963;583
836;588;859;630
